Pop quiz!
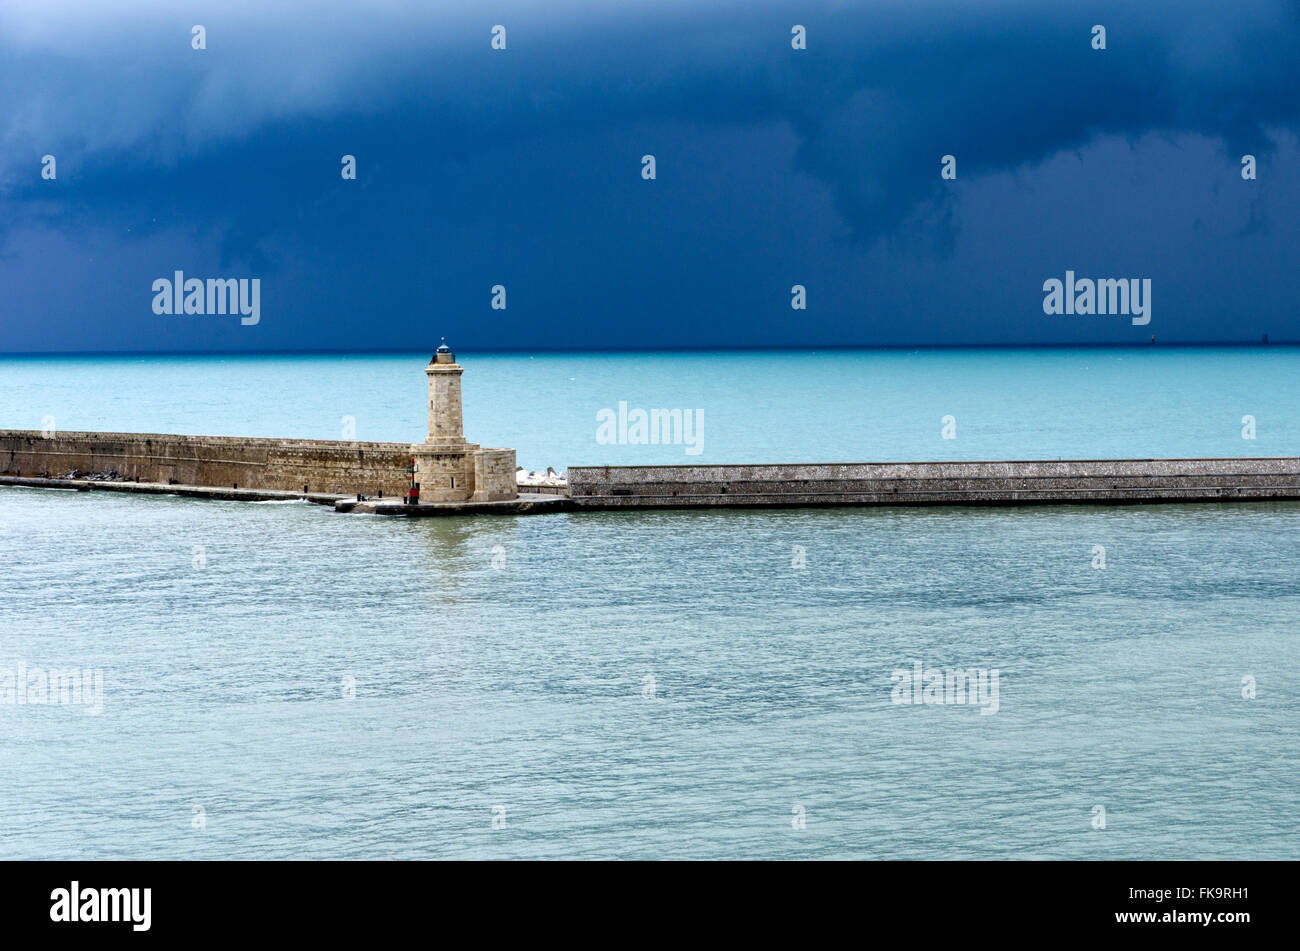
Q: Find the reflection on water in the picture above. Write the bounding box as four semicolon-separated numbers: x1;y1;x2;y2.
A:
1;487;1297;859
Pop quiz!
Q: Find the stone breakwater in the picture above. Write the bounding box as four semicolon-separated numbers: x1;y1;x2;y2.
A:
0;430;413;497
566;459;1300;508
5;431;1300;513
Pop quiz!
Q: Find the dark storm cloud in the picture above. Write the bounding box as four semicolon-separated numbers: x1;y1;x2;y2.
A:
1;0;1299;350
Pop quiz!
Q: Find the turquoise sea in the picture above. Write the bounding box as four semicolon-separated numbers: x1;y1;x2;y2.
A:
1;348;1298;859
3;347;1300;468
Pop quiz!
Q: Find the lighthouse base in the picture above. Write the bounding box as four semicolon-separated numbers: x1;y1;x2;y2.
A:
410;443;517;503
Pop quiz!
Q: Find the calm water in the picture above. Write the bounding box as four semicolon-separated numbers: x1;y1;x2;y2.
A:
2;347;1300;468
1;349;1298;859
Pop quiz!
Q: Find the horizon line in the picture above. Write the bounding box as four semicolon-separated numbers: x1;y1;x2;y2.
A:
0;341;1296;358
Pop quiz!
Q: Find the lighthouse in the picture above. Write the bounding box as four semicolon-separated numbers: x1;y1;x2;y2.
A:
409;341;517;503
426;339;466;447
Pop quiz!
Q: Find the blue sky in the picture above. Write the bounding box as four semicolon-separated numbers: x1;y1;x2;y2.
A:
2;0;1299;352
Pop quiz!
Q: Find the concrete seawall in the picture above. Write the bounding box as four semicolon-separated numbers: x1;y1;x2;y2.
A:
568;459;1300;508
0;430;413;497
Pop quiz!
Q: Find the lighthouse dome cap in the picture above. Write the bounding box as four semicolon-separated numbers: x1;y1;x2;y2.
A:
430;337;457;363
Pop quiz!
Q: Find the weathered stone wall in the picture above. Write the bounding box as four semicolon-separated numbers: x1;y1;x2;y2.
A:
425;363;465;446
410;444;477;500
568;459;1300;507
473;449;518;501
516;482;569;496
0;430;412;497
410;445;518;502
13;436;1296;510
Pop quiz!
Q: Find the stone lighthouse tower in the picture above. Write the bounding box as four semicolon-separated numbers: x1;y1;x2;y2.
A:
426;339;467;448
409;340;517;503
